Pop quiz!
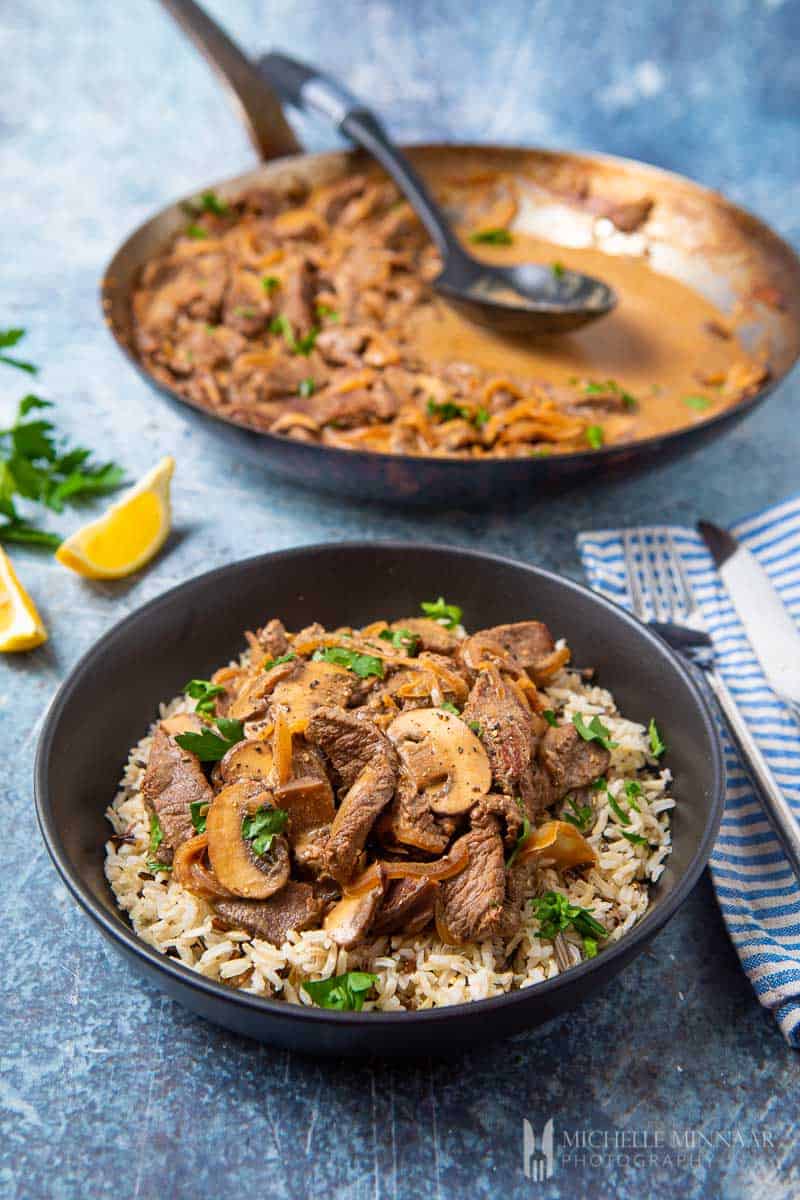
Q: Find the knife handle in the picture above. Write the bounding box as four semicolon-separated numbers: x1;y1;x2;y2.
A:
704;668;800;879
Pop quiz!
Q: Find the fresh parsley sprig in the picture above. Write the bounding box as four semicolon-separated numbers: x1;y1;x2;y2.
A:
572;712;618;751
303;970;378;1011
379;627;420;655
175;718;244;762
648;718;666;758
184;678;226;717
531;891;607;955
312;645;384;679
420;597;462;630
0;328;37;375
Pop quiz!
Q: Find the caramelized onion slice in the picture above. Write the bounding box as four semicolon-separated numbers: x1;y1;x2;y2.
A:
516;819;597;869
344;841;471;897
173;833;236;902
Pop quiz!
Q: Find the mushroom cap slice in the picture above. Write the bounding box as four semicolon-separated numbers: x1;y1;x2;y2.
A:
386;707;491;815
218;738;274;786
271;660;353;726
206;782;290;900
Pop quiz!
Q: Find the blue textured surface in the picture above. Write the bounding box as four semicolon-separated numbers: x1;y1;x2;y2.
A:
2;2;800;1197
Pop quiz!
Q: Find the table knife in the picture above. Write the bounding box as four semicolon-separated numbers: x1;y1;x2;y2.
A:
698;519;800;724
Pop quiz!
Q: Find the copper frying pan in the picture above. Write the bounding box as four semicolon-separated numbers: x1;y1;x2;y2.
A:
101;0;800;506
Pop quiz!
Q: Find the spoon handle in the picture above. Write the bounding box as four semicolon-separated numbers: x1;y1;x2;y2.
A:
258;51;464;261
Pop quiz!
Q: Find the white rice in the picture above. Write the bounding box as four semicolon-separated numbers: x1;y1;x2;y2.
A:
104;668;673;1010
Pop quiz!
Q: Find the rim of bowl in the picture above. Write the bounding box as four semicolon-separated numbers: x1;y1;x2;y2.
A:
34;540;726;1030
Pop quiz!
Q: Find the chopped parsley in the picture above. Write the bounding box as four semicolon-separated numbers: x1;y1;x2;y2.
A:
622;830;650;847
242;805;288;856
420;597;462;629
0;328;37;375
470;228;513;245
184;678;226;717
175;717;245;762
261;275;280;294
563;794;593;832
591;776;607;791
531;890;607;955
312;646;384;679
233;306;257;319
648;718;666;758
468;720;483;737
315;303;339;321
551;261;566;279
426;397;489;430
586;424;605;450
184;224;208;240
439;700;461;716
506;815;531;869
263;652;297;672
607;790;631;826
379;627;420;655
298;377;316;398
572;712;618;750
270;315;319;356
682;394;712;412
624;780;642;811
148;812;164;858
303;970;378;1011
542;709;558;727
184;189;229;216
582;379;637;409
531;445;552;457
583;938;598;959
190;799;209;835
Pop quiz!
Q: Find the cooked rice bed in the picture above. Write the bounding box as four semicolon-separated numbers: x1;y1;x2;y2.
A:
105;669;674;1011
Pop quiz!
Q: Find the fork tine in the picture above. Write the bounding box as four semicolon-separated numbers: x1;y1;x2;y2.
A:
622;530;646;620
639;529;672;622
665;530;695;618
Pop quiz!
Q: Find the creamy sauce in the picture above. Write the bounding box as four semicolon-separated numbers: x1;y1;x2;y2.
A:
411;233;761;442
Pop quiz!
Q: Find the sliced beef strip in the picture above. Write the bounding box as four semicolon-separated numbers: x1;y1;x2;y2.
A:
471;793;524;850
306;707;399;883
379;767;456;855
251;618;290;660
279;256;318;333
389;617;458;655
496;858;538;939
480;621;569;683
372;877;437;936
462;666;537;799
142;721;213;863
539;724;610;798
435;806;506;944
213;881;323;945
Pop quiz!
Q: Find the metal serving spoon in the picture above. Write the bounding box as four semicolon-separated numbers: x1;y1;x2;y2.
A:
259;52;616;336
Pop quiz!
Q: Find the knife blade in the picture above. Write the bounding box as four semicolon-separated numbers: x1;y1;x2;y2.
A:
698;520;800;712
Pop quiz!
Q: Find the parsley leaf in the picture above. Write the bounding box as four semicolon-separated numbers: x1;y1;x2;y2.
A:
624;780;642;811
0;328;37;374
184;678;226;716
563;794;593;832
607;790;631;825
622;830;650;847
586;424;605;449
426;397;487;430
551;261;566;279
648;718;666;758
190;799;209;834
531;891;607;943
470;228;513;245
270;315;319;356
542;709;557;727
468;720;483;737
315;303;339;321
148;813;164;859
439;700;461;716
298;377;315;398
572;712;618;750
264;652;297;671
312;646;384;679
303;970;378;1011
175;718;244;762
682;394;712;411
261;275;280;294
185;224;208;240
379;627;420;655
242;805;288;856
420;596;462;629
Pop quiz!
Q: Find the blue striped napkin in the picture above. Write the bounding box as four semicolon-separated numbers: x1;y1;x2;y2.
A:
577;494;800;1046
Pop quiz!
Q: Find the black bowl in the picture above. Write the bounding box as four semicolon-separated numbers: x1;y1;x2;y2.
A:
35;543;724;1056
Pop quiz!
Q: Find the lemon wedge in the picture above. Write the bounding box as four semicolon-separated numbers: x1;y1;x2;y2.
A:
0;548;48;651
55;456;174;579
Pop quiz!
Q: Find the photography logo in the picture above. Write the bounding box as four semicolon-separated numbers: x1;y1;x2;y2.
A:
523;1118;555;1183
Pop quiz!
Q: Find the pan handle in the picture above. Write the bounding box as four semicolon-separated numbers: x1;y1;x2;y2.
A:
157;0;301;161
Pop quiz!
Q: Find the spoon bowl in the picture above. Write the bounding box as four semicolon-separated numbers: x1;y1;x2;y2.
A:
259;51;617;336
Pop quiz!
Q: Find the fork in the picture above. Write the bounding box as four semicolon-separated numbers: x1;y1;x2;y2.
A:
622;528;800;879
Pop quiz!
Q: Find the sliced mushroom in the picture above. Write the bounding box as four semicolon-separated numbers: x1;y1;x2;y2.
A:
218;738;274;786
387;707;491;815
271;660;354;725
323;866;385;948
228;658;299;722
206;782;290;899
274;773;335;837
